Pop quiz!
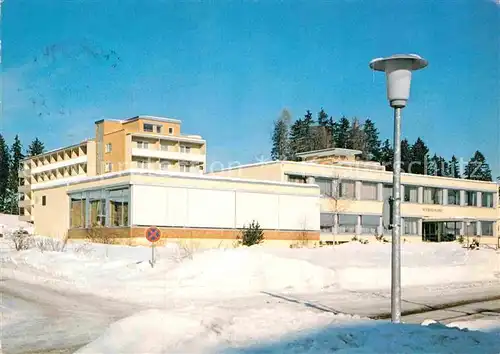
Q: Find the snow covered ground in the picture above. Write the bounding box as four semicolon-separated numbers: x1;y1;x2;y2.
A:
2;234;500;353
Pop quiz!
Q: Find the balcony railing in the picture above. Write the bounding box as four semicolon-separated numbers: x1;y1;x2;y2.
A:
131;148;205;163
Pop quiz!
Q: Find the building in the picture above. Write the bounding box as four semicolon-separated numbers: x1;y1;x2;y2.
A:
19;115;207;223
209;148;499;246
18;115;320;247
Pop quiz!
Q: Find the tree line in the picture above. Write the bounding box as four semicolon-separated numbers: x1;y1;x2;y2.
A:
271;109;493;181
0;135;45;214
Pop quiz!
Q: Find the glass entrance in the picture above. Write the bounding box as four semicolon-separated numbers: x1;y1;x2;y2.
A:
423;221;462;242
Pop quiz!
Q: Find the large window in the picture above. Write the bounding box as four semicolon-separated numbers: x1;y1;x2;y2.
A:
448;189;460;205
180;145;191;153
404;186;418;203
109;188;129;227
320;213;334;233
360;182;377;201
361;215;379;234
482;193;493;208
465;191;477;206
404;218;419;235
383;184;393;199
423;187;442;205
70;193;86;228
338;180;355;199
89;190;106;227
143;123;154;132
288;175;307;184
465;221;477;236
338;214;357;234
481;221;493;236
137;141;149;149
316;178;332;196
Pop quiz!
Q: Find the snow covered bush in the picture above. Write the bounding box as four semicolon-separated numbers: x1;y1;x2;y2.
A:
11;228;33;251
237;220;264;246
86;225;118;244
35;236;67;253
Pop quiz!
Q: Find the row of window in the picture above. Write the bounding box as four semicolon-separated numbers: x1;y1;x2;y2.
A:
135;141;193;153
143;123;174;135
69;188;130;228
135;159;203;172
310;177;495;208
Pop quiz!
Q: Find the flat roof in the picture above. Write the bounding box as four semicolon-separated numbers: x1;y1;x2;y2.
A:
95;115;182;125
22;140;93;161
296;148;362;159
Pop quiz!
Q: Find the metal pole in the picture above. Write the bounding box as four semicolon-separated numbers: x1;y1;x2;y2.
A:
391;107;402;323
151;243;155;268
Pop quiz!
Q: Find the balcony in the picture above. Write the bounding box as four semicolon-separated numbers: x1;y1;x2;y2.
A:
131;148;205;164
19;184;32;192
31;155;87;174
18;199;32;208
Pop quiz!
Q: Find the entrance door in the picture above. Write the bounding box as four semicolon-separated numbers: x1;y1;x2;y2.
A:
423;221;459;242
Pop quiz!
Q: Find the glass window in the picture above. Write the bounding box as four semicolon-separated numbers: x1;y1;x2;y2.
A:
160;144;169;151
339;180;355;199
465;191;477;206
104;162;112;172
105;143;112;153
465;221;477;236
160;161;169;171
288;175;307;184
89;190;106;227
137;160;149;169
316;178;332;196
42;195;46;206
320;213;334;233
180;145;191;153
481;221;493;236
404;218;419;235
168;127;174;135
448;189;460;205
338;214;357;234
404;186;418;203
155;125;162;133
143;123;154;132
482;193;493;208
109;189;129;227
361;215;379;234
180;163;188;172
70;193;85;228
423;187;442;204
361;182;377;201
19;207;25;216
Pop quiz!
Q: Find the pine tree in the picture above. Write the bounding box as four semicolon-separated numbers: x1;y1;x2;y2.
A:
271;109;291;161
0;135;11;213
302;110;318;151
27;137;45;156
315;109;332;149
8;135;24;214
448;155;460;178
410;137;429;175
463;151;492;181
379;139;394;172
363;119;381;161
347;118;365;152
400;139;412;173
289;119;306;160
317;108;329;127
335;116;350;149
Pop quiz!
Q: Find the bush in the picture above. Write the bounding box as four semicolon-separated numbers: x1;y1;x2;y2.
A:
457;235;465;244
86;225;117;244
35;237;67;253
238;220;264;246
11;228;33;251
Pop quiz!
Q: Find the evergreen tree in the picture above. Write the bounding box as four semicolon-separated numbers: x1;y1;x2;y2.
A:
347;118;365;152
400;139;412;173
302;110;318;151
271;109;291;161
463;150;492;181
317;108;329;127
335;116;350;149
315;109;332;149
0;135;10;213
427;154;440;176
363;119;381;161
27;137;45;156
379;139;394;172
410;137;429;175
448;155;460;178
8;135;24;214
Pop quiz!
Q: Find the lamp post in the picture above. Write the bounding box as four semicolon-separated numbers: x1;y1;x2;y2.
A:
369;54;428;323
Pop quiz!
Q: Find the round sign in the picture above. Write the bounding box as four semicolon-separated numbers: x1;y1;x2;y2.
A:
145;226;161;243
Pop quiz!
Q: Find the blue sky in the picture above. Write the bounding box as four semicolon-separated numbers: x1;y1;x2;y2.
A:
2;0;499;177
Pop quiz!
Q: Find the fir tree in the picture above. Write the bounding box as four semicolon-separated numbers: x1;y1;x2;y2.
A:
400;139;412;173
448;155;460;178
271;109;291;161
362;119;381;161
27;137;45;156
289;119;306;159
347;118;365;152
315;109;332;149
410;137;429;175
335;116;350;149
8;135;24;214
0;135;10;213
463;151;492;181
317;108;329;127
379;139;394;172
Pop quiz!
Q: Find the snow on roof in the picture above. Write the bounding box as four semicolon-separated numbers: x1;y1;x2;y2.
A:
296;148;363;158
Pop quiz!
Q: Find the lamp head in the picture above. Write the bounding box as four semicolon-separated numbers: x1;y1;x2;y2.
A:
370;54;428;108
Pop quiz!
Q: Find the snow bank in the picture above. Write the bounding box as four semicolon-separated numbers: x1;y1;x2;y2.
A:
77;308;500;354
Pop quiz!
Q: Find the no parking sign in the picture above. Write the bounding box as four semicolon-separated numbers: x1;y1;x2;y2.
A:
145;226;161;243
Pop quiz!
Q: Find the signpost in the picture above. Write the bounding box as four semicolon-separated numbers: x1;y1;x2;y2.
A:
146;226;161;267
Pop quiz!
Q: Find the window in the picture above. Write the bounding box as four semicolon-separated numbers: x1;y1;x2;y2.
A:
444;221;462;240
404;218;419;235
160;161;169;171
465;221;477;236
168;127;174;135
361;215;379;234
481;221;493;236
105;143;112;153
109;189;129;227
423;187;442;204
448;189;460;205
320;213;334;233
143;123;154;132
155;125;162;133
89;190;106;227
137;160;149;169
70;193;86;228
404;186;418;203
42;195;46;206
338;214;357;234
482;193;493;208
316;178;332;196
180;145;191;153
104;162;113;172
137;141;149;149
180;163;189;172
160;144;169;151
19;193;25;201
338;180;355;199
360;182;377;201
19;207;25;216
288;175;307;184
465;191;477;206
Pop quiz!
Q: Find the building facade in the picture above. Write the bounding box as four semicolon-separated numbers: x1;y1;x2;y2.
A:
209;148;500;246
19;115;207;223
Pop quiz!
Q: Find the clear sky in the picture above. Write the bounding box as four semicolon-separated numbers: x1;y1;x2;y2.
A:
2;0;499;177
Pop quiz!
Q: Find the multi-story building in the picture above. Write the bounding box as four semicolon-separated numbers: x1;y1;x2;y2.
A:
19;115;207;223
209;148;499;247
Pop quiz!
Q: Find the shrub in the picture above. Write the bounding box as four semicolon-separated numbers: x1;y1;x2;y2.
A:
11;228;33;251
86;224;118;244
238;220;264;246
35;236;67;252
457;235;465;244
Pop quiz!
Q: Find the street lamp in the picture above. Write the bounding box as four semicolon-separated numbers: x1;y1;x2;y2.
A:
369;54;428;323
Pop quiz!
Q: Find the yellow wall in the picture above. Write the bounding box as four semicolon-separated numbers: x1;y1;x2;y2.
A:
208;162;284;181
102;129;126;172
123;118;181;136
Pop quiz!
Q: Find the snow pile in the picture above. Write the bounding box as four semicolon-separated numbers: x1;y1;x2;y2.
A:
76;308;500;354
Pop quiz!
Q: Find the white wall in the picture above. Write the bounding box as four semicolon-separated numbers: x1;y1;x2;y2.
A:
131;185;319;231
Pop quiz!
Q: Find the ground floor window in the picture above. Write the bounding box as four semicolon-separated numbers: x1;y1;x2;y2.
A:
481;221;494;236
423;221;461;242
109;188;129;227
360;215;379;235
338;214;357;234
70;193;86;228
403;218;419;235
320;213;334;233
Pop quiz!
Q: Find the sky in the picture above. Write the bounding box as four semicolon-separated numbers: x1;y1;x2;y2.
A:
2;0;499;177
